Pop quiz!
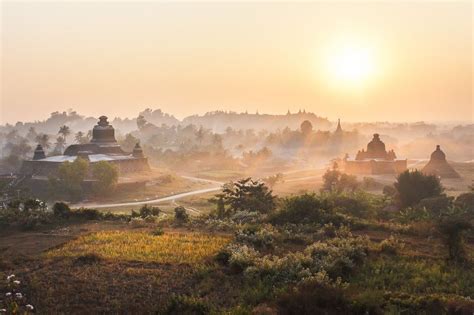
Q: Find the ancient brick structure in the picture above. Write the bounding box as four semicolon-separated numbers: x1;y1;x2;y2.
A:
343;133;407;175
20;116;149;176
422;145;460;178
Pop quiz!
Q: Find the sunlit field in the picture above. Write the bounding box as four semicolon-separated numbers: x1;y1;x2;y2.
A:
47;231;231;265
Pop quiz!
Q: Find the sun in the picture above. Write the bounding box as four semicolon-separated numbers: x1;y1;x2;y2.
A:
324;39;377;87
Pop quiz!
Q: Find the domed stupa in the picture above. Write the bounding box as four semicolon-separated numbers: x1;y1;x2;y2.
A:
20;115;149;176
422;145;460;178
343;133;407;175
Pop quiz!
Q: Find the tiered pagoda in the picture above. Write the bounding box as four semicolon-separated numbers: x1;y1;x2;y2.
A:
20;116;150;176
343;133;407;175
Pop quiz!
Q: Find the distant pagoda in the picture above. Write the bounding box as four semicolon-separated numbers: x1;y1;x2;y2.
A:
21;116;150;176
422;145;460;178
343;133;407;175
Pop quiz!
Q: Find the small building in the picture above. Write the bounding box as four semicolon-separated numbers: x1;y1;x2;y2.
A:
422;145;460;178
20;116;150;176
343;133;407;175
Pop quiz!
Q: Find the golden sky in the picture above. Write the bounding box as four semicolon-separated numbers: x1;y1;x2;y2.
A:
1;1;472;124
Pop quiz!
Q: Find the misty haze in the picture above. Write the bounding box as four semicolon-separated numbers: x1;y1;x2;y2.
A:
0;1;473;314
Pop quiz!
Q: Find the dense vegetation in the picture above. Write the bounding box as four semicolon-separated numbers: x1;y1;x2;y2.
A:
0;171;473;314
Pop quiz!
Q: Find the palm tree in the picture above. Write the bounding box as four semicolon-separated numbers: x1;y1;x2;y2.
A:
35;134;51;149
74;131;88;144
58;125;71;145
53;136;66;154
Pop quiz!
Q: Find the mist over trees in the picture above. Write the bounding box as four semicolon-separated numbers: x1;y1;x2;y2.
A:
0;108;473;174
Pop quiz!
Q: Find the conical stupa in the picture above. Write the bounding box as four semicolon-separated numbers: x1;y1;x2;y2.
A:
422;145;460;178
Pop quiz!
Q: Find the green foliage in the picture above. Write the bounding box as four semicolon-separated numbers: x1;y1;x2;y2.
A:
217;178;276;215
394;170;444;208
50;157;89;200
378;235;405;255
53;202;71;218
382;184;397;198
269;193;347;226
350;256;474;297
454;192;474;213
321;164;359;193
437;216;472;264
132;204;161;219
151;227;164;236
174;206;189;223
91;161;119;194
235;224;277;249
417;195;453;217
269;193;326;225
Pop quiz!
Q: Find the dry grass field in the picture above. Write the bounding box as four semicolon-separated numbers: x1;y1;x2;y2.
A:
47;230;231;264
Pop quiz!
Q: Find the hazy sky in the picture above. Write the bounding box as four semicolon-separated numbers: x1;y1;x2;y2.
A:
1;1;472;124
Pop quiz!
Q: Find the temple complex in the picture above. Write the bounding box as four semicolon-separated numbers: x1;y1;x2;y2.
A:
422;145;460;178
343;133;407;175
20;116;149;176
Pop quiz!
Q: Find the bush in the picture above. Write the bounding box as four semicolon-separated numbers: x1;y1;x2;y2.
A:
53;202;71;218
174;206;189;223
71;208;102;220
235;224;277;249
305;236;370;279
216;178;276;214
378;235;405;255
132;204;161;219
417;196;453;217
455;192;474;213
151;227;164;236
394;170;444;208
270;194;327;225
91;161;119;194
437;216;472;264
224;244;259;273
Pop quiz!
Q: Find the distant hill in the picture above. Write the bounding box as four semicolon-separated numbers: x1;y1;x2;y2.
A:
182;111;332;133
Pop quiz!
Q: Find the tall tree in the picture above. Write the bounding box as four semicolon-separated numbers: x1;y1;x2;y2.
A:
35;134;51;149
58;125;71;144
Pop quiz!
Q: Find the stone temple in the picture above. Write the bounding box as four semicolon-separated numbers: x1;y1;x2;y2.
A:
20;116;149;176
422;145;460;178
343;133;407;175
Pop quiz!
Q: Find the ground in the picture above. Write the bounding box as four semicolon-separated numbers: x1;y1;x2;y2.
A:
1;215;472;314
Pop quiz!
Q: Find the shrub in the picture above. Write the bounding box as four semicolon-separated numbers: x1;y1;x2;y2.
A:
235;224;277;249
132;204;161;218
437;216;472;264
305;235;370;279
174;206;189;223
383;185;397;198
91;161;119;194
270;194;327;225
151;227;164;236
394;170;444;207
53;202;71;218
216;178;276;214
417;196;453;217
454;192;474;213
71;208;102;220
378;235;405;255
224;244;259;273
230;210;261;224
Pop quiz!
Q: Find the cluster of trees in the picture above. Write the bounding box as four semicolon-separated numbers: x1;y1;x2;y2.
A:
49;159;119;200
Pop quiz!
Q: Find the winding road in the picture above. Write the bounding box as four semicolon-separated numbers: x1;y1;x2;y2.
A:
71;175;224;209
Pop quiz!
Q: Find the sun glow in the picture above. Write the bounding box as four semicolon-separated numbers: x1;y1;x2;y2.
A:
324;39;377;88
